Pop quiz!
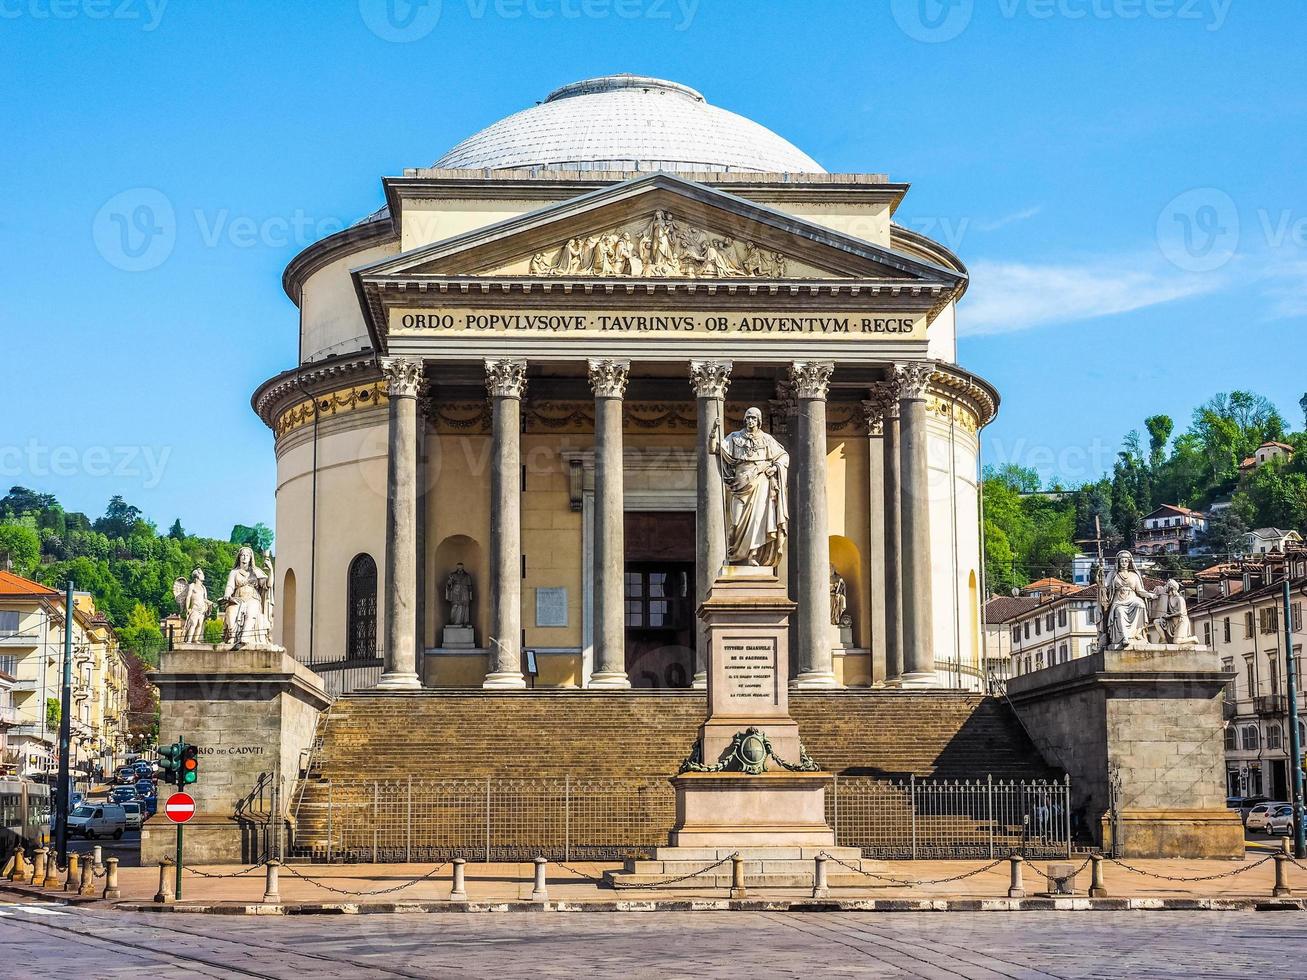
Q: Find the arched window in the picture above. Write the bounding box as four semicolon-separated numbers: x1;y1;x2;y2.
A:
1267;724;1283;751
1224;726;1237;751
1241;725;1260;751
347;554;378;660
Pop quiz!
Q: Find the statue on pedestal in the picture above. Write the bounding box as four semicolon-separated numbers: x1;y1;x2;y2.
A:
1152;579;1197;644
222;546;274;646
711;406;789;567
829;565;852;628
172;568;212;644
445;563;473;627
1097;550;1151;649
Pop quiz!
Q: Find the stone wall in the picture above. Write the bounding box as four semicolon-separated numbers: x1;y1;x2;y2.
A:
1007;644;1243;858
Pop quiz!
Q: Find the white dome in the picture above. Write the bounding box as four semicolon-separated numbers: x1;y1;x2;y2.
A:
434;75;824;174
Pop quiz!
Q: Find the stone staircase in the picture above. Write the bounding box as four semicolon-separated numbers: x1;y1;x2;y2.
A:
291;691;1058;861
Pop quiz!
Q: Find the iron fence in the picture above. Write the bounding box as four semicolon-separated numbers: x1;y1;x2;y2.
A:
291;773;1072;862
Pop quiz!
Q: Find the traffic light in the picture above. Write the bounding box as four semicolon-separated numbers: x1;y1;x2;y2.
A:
181;743;198;786
159;742;183;786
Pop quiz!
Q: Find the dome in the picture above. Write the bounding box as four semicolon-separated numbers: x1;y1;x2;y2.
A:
433;75;824;174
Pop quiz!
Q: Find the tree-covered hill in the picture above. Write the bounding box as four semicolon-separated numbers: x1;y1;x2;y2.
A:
0;487;271;665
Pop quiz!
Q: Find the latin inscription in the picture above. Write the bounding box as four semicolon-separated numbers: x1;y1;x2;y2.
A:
535;587;568;628
390;308;925;339
722;637;778;705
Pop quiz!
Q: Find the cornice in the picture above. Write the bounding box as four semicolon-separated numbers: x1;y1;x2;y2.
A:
250;353;381;430
281;216;396;306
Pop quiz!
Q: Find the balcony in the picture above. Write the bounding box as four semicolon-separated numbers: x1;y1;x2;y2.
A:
0;705;17;726
0;631;41;648
1255;694;1289;716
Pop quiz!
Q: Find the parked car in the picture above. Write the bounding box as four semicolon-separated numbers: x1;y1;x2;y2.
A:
109;785;138;805
1245;801;1290;834
1228;795;1274;823
1266;804;1298;837
121;800;144;831
67;803;126;840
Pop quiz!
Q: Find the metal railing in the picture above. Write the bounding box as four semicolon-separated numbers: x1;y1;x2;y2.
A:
291;774;1073;863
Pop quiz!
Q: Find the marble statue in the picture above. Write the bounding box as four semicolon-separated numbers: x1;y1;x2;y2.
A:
1097;551;1151;649
711;406;789;567
172;568;213;644
528;211;789;279
829;565;852;627
222;546;274;646
1152;579;1197;644
445;562;473;627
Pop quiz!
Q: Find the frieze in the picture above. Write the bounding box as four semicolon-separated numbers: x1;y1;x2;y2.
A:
274;382;388;439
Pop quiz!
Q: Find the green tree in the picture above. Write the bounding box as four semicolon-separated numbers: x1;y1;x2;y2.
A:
94;495;143;540
117;601;165;667
229;522;273;552
1201;507;1250;556
1145;414;1173;472
0;522;41;576
45;697;60;728
168;519;186;540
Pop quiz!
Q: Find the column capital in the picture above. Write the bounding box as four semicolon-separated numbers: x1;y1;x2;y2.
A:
863;381;900;432
860;399;885;437
893;360;936;400
485;358;528;399
379;357;424;398
587;358;630;398
788;360;834;401
689;359;732;399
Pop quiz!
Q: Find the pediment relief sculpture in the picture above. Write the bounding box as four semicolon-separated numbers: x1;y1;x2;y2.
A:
528;210;795;279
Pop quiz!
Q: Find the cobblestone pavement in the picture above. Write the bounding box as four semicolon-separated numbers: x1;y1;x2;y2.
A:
2;901;1304;978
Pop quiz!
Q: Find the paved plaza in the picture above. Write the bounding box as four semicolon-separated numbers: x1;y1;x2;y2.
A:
2;902;1304;978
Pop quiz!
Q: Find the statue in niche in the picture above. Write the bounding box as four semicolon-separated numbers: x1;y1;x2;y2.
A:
221;546;274;646
172;568;213;644
1151;579;1197;645
445;563;473;628
711;406;789;567
829;565;852;628
1097;550;1151;649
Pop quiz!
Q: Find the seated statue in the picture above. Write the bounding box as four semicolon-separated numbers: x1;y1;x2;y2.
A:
1152;578;1197;645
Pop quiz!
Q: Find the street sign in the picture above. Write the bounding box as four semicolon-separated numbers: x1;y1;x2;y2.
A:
164;792;196;824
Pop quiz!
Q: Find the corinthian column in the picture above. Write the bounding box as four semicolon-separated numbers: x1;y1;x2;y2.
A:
375;357;423;690
861;394;888;685
691;359;732;688
588;359;631;689
790;361;839;689
483;358;527;689
896;361;937;688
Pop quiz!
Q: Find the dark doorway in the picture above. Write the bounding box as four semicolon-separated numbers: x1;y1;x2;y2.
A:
1272;759;1289;802
624;512;696;688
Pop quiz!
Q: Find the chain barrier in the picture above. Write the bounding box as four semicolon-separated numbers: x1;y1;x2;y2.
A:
183;862;266;879
552;860;609;885
279;862;450;897
1105;853;1276;883
820;852;1010;887
609;854;735;890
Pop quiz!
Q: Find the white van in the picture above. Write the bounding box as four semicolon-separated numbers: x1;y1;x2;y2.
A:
121;800;144;831
67;802;127;840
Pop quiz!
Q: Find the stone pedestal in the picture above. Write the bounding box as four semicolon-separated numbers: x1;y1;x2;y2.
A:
141;644;331;865
670;771;834;847
441;626;475;649
1006;643;1243;858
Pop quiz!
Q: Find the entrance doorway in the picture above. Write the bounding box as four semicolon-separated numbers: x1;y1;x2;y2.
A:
624;512;695;688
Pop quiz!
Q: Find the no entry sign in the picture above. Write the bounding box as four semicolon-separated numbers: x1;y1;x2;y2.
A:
164;792;196;824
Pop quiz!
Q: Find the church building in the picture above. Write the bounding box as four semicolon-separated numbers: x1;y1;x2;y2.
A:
252;75;997;696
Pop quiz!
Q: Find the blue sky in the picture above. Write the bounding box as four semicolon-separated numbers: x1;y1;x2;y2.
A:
2;0;1304;538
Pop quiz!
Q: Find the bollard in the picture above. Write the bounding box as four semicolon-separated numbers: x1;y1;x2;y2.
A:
1089;854;1108;898
0;852;13;880
262;859;282;904
43;853;62;889
729;852;747;900
8;847;25;881
450;858;467;901
1282;836;1293;856
92;845;104;875
65;852;81;892
103;856;121;901
811;854;829;899
530;856;548;902
30;847;47;887
1272;852;1292;898
78;857;95;897
1007;854;1025;899
154;857;175;904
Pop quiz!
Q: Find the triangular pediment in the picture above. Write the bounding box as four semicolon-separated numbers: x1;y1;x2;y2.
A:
354;172;964;286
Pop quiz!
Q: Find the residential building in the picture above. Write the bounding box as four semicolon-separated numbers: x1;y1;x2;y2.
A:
1240;440;1295;474
1191;565;1307;800
0;667;16;774
1245;528;1303;555
1134;504;1208;556
0;571;129;784
984;577;1101;683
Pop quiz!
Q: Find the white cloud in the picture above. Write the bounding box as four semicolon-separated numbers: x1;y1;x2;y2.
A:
975;206;1042;232
959;256;1227;336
